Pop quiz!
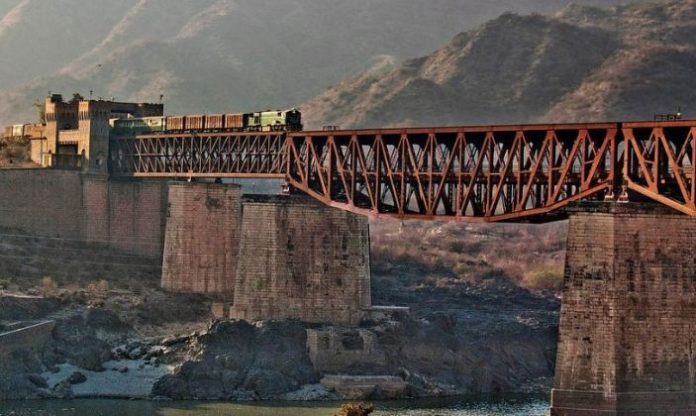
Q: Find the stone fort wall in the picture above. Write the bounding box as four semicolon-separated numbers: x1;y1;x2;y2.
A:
0;169;167;258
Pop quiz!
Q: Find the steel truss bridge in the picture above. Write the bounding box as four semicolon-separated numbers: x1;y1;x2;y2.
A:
109;120;696;222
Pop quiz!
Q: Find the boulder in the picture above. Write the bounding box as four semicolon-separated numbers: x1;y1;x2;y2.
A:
52;380;74;399
152;375;189;399
283;384;337;401
70;345;109;372
127;347;144;360
67;371;87;385
27;374;48;388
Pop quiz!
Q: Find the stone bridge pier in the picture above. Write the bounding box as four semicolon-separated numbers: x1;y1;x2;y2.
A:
161;182;372;326
551;202;696;415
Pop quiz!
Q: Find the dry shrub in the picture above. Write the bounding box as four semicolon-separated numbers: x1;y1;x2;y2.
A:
370;218;568;289
86;279;110;306
523;264;564;292
40;276;58;297
334;403;375;416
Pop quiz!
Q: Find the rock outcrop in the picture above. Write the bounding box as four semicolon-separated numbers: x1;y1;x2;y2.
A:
152;320;317;400
153;303;556;400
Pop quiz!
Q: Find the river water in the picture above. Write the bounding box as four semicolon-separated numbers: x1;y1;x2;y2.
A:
0;395;548;416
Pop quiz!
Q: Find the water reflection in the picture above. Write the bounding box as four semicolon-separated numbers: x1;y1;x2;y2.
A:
0;395;548;416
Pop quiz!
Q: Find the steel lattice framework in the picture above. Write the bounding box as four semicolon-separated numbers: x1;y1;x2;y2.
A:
622;121;696;216
109;132;287;179
109;120;696;222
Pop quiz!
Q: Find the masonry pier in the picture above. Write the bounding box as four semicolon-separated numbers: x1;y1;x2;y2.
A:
551;202;696;416
161;182;242;295
152;182;371;324
230;195;371;325
160;185;372;325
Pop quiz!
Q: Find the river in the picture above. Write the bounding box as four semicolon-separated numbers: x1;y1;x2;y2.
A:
0;395;548;415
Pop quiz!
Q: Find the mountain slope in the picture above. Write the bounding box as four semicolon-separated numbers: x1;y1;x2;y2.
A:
302;0;696;129
0;0;625;125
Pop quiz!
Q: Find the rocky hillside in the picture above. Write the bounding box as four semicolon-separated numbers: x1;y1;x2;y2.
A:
0;0;625;125
302;0;695;129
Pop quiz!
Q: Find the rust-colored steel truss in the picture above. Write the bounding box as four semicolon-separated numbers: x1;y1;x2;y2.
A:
109;132;287;179
286;125;617;222
622;121;696;216
109;121;696;222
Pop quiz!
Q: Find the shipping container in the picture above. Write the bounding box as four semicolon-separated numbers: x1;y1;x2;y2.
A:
3;126;12;138
185;115;205;131
166;116;185;131
206;114;225;130
224;113;247;130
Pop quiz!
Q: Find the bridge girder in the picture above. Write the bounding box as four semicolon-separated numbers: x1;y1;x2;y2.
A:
108;121;696;222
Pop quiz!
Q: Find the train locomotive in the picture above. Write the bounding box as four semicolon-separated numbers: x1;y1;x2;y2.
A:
110;109;302;136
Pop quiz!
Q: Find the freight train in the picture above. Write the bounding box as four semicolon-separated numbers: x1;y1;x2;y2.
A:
109;109;302;135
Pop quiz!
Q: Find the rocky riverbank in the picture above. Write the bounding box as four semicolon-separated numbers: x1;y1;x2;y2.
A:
0;279;558;401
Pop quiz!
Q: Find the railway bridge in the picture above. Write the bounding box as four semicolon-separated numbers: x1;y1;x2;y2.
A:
1;113;694;414
109;120;696;221
108;119;696;415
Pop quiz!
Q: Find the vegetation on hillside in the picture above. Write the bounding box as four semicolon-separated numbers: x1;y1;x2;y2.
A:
302;0;695;129
370;219;566;293
0;0;632;126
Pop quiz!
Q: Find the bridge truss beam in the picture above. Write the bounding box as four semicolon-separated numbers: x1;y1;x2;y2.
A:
108;121;696;222
109;132;287;179
287;125;617;222
622;121;696;217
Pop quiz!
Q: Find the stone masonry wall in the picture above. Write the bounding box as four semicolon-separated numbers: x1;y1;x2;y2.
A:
0;169;167;259
551;202;696;416
306;328;386;372
161;182;242;294
82;176;168;258
0;169;83;239
230;195;371;325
